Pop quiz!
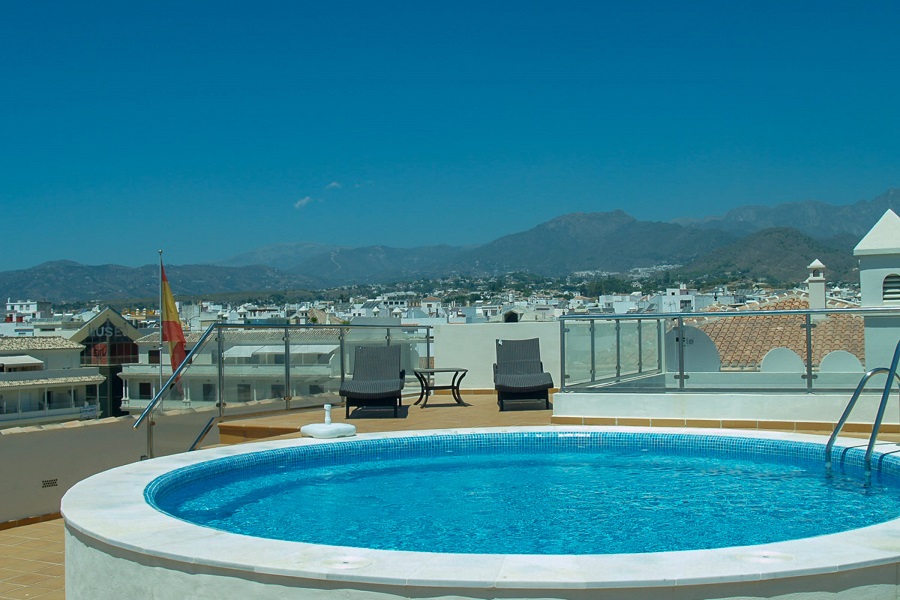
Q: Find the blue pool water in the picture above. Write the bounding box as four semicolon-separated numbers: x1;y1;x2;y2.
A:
147;432;900;554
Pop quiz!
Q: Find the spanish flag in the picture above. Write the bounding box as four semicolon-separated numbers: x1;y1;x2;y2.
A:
161;263;187;376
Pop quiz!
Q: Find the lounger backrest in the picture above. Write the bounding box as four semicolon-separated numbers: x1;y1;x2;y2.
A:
352;345;401;381
496;359;544;375
495;338;543;372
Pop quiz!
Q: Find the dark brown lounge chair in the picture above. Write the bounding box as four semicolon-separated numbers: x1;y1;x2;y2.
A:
493;338;553;411
340;345;405;418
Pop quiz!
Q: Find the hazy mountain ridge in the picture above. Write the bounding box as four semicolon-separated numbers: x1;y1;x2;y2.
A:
2;189;897;302
0;262;318;304
679;227;859;284
289;244;466;283
456;211;737;275
676;189;900;238
216;242;345;270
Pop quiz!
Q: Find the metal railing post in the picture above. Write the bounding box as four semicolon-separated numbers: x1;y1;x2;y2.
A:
145;405;153;459
217;326;226;418
339;328;346;384
283;327;291;410
802;313;816;393
676;317;686;390
615;320;622;379
559;320;567;391
590;320;596;383
637;320;643;374
657;318;664;373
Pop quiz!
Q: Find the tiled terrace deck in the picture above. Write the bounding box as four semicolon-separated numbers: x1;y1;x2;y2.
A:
1;392;554;599
4;391;893;599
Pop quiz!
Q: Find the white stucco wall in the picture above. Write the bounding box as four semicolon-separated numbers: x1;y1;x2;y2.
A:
0;417;144;523
432;322;560;390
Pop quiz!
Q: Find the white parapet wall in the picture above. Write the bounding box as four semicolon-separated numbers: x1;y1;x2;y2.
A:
0;417;144;523
552;390;900;426
0;398;311;524
432;321;560;390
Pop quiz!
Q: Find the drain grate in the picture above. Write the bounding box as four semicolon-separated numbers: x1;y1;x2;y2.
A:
41;478;58;489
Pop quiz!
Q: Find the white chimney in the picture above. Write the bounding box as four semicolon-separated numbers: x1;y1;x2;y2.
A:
806;259;826;311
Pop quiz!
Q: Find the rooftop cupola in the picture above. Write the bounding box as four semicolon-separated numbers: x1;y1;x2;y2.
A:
853;209;900;369
854;209;900;308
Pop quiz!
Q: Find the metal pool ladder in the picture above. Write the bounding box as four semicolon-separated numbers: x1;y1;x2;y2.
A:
825;338;900;485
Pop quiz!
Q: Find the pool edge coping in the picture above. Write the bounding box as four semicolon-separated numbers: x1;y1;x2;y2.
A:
61;426;900;590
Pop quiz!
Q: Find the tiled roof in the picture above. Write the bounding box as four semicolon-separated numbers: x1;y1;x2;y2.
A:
136;327;345;346
0;375;106;389
135;331;206;345
691;294;864;370
0;337;84;351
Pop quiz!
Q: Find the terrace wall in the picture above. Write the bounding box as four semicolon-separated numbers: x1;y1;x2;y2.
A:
0;400;287;524
433;321;560;390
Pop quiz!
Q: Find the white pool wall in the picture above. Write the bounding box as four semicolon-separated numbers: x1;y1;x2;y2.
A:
63;427;900;600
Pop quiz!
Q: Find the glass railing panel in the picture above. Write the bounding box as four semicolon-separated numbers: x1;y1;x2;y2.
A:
390;325;432;379
563;320;593;387
617;320;642;377
808;311;867;391
641;318;662;374
674;312;810;391
592;320;620;381
134;323;433;457
285;326;344;402
340;326;387;380
561;309;877;394
217;325;286;408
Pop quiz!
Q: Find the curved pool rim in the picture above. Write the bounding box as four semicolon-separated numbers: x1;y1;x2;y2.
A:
62;427;900;598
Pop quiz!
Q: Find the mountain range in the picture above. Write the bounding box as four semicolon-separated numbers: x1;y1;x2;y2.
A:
3;189;899;303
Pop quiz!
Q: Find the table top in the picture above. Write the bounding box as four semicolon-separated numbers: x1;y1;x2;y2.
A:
414;367;468;374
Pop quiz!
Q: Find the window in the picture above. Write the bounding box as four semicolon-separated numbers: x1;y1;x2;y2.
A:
237;384;252;402
149;350;161;365
202;384;216;403
139;383;152;400
884;274;900;305
271;384;285;399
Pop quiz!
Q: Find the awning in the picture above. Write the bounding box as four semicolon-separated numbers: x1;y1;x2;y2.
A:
0;355;44;367
223;345;262;358
223;344;339;358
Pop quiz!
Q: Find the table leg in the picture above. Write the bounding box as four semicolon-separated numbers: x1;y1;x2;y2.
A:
451;370;468;405
413;371;428;406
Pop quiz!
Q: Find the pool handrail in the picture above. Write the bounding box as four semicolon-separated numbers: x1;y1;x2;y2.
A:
825;337;900;483
133;322;219;431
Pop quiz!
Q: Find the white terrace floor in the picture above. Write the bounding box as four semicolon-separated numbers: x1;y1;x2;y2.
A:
3;391;892;599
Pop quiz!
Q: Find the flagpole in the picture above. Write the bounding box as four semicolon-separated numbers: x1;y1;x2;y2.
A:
158;250;164;394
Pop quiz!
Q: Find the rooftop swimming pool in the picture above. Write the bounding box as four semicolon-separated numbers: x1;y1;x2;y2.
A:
63;427;900;600
148;431;900;555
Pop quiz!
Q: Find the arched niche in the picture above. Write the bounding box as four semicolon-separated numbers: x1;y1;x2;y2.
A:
664;325;721;372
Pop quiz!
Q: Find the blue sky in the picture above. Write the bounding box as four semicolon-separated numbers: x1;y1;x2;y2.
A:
3;2;900;270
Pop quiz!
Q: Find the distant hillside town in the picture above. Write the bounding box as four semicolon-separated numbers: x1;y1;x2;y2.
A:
4;265;861;338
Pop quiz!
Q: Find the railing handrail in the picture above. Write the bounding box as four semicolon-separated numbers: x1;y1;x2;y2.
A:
133;322;220;430
187;415;220;452
560;306;900;322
